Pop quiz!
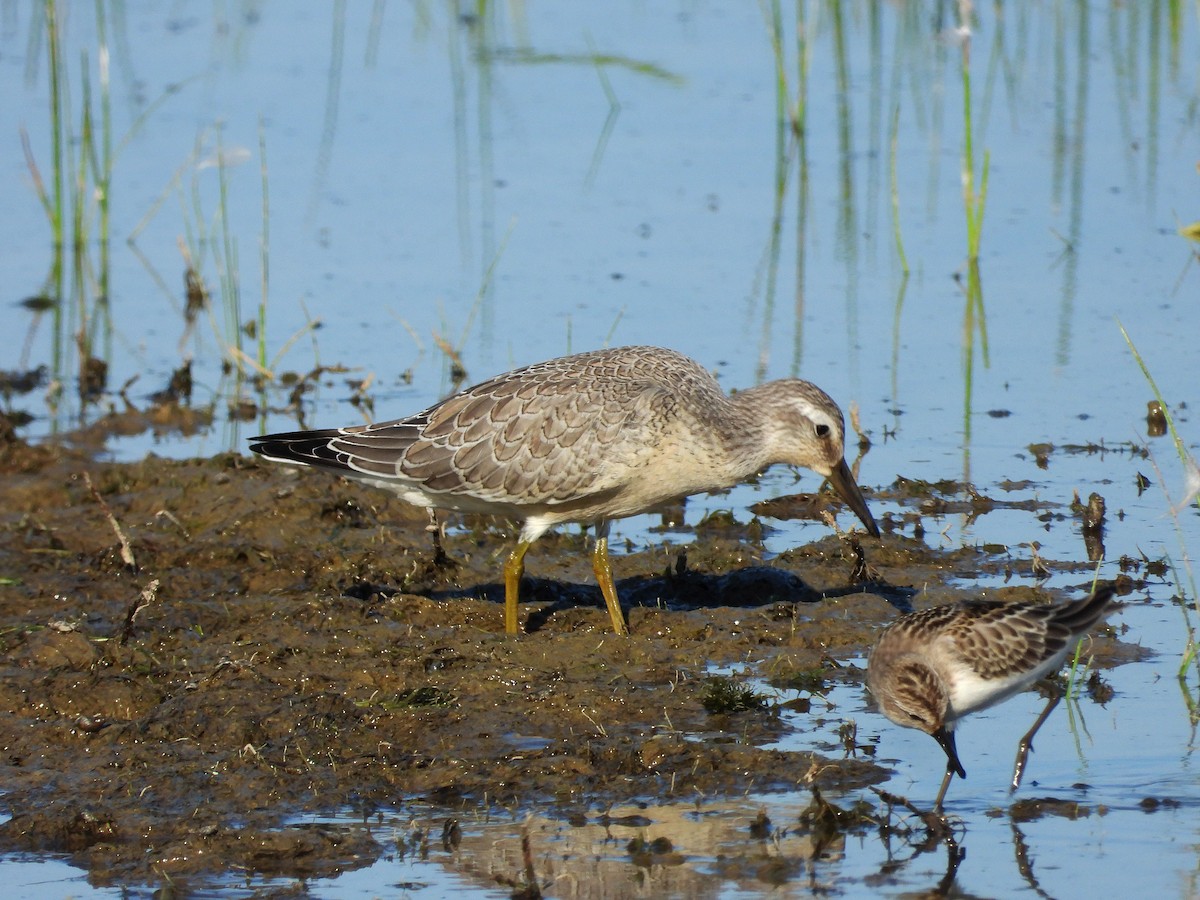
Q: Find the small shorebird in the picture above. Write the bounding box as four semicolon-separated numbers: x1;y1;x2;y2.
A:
250;345;879;635
867;585;1118;810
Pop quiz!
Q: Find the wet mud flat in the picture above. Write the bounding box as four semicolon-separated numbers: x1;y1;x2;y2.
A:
0;425;1134;890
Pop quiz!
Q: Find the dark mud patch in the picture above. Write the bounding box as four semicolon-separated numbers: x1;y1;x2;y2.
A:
0;434;1137;888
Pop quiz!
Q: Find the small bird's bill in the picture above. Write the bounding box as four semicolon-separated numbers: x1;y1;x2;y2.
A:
934;727;967;779
827;457;880;537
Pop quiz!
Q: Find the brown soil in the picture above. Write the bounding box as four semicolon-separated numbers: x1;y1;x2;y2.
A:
0;420;1135;890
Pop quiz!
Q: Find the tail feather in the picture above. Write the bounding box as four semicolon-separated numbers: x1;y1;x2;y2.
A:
1054;584;1119;635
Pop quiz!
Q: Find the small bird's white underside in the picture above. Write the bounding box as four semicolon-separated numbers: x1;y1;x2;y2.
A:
941;643;1077;727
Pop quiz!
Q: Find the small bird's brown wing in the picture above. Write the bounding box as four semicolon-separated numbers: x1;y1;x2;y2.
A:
948;587;1118;680
877;588;1119;684
945;600;1070;680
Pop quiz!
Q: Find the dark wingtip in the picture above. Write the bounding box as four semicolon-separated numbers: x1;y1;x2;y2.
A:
247;433;288;458
1057;582;1122;633
246;429;345;467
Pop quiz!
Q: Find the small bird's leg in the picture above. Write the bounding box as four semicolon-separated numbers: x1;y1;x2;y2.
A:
591;529;628;636
1011;682;1063;792
932;726;966;812
934;761;956;812
503;541;531;635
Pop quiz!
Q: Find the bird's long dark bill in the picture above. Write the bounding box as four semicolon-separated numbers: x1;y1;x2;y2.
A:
934;727;967;779
827;458;880;537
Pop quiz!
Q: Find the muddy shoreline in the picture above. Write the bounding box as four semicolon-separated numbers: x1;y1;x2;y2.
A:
0;422;1131;889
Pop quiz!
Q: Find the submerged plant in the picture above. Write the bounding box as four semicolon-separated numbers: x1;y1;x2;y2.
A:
956;0;991;452
22;0;116;407
1119;321;1199;681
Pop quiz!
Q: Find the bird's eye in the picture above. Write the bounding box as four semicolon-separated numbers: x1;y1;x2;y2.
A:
815;423;831;438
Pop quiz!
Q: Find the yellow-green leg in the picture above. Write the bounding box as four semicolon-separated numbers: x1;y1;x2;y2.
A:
591;535;628;636
503;541;531;635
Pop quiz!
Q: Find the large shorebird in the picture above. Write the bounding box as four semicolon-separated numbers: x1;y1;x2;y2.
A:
251;345;879;635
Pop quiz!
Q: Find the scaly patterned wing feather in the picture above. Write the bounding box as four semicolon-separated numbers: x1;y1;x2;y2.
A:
335;368;678;507
945;601;1062;680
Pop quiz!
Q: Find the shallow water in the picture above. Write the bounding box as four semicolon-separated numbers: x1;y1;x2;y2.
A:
2;1;1199;897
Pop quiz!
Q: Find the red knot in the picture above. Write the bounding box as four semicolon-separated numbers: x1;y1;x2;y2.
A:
251;346;879;635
